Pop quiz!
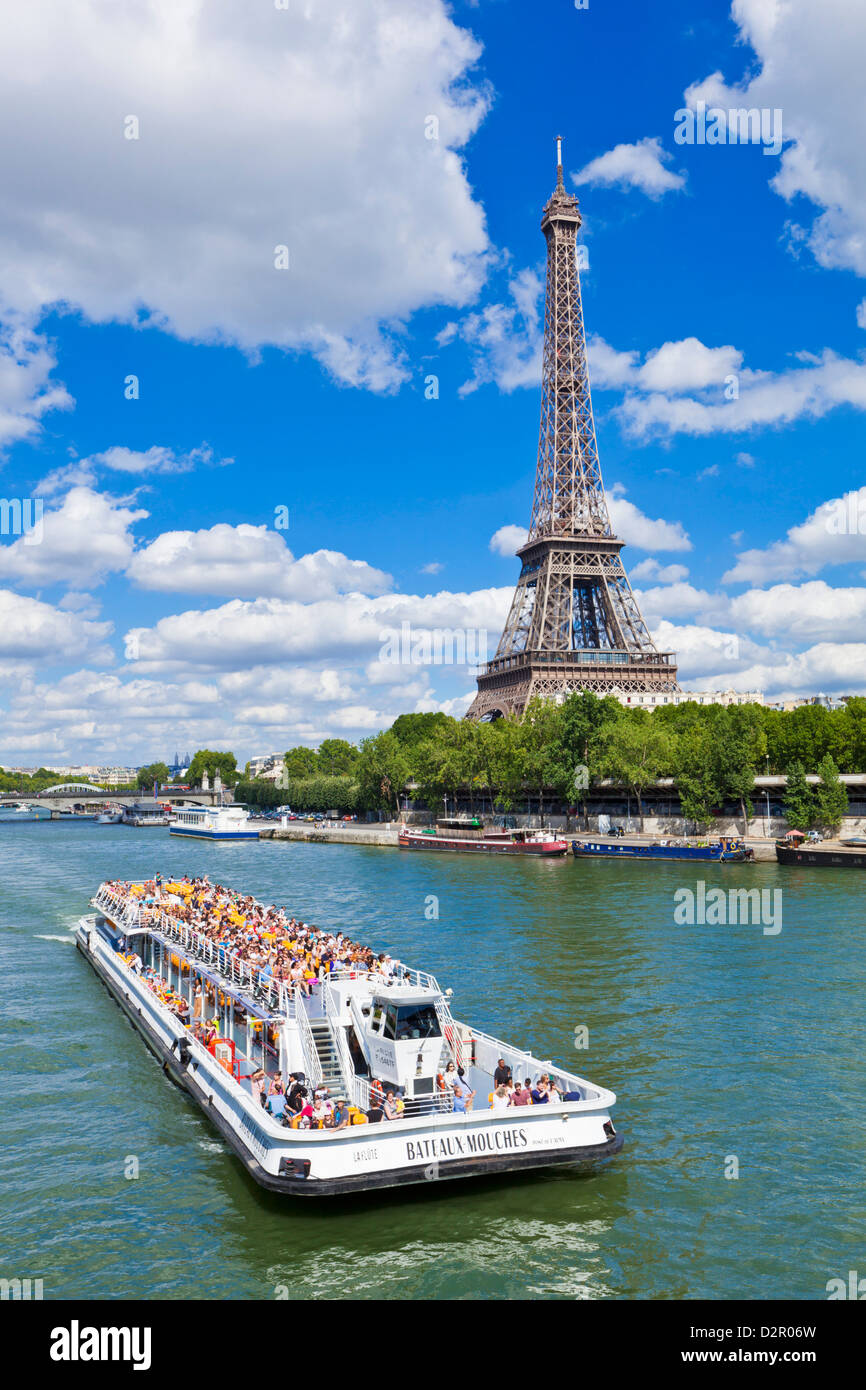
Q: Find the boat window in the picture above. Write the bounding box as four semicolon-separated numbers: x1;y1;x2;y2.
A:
370;1005;384;1033
382;1005;399;1041
393;1003;441;1040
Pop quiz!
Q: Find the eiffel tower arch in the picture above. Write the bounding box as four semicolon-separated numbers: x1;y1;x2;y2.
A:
467;139;679;721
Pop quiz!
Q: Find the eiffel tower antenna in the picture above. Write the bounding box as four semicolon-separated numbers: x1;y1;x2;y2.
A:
467;138;679;720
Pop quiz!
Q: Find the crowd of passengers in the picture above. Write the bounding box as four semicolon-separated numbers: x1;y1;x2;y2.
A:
105;873;402;996
107;875;577;1122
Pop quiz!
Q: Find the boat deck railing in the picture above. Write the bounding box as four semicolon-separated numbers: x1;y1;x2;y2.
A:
465;1024;598;1100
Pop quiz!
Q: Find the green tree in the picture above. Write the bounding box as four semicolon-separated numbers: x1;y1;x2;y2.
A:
477;718;526;813
814;754;848;834
188;750;238;786
597;714;672;831
520;697;566;819
783;761;815;831
316;739;359;776
284;746;318;778
554;690;622;820
711;705;766;836
389;712;451;748
355;731;411;815
673;721;721;831
136;761;170;790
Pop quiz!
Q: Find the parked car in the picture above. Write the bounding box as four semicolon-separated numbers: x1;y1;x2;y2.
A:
608;825;625;837
341;813;357;822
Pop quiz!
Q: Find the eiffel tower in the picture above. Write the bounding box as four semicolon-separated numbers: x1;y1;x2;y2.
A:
467;138;679;720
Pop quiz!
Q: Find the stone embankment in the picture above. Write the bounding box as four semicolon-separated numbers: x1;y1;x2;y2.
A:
257;822;400;847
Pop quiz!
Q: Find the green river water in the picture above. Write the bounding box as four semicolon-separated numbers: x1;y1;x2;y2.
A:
0;822;862;1300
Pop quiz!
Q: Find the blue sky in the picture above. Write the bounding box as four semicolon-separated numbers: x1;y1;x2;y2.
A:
2;0;866;765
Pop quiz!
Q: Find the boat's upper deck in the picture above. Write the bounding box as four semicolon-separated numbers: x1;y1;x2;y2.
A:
91;879;610;1124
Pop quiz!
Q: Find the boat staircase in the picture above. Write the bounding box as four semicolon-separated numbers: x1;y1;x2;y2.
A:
308;1017;346;1094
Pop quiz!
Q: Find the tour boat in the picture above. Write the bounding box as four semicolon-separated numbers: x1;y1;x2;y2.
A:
122;801;170;827
169;806;259;840
0;802;48;822
399;817;568;856
96;806;123;824
571;835;753;862
76;881;622;1196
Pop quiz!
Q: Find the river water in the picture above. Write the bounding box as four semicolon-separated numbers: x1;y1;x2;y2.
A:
1;822;862;1300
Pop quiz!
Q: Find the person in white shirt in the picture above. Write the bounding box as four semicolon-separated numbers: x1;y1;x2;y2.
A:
491;1085;510;1111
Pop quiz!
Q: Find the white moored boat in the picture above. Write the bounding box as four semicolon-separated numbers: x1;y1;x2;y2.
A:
76;880;622;1196
169;806;259;840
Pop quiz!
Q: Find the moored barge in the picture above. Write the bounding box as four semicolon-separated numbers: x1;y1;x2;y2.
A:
399;817;568;856
76;880;620;1196
775;834;866;867
571;835;753;862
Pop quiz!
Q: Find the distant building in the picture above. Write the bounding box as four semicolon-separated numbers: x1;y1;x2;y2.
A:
763;694;850;713
613;689;764;710
248;753;284;779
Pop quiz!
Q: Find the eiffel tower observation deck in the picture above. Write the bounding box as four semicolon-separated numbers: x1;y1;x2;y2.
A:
467;139;679;721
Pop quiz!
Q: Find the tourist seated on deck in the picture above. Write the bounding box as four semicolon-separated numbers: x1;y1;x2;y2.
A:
285;1085;306;1118
285;1074;305;1104
266;1092;286;1119
285;1090;313;1128
331;1099;350;1130
510;1081;532;1107
490;1085;510;1112
311;1096;329;1127
441;1061;458;1090
530;1076;550;1105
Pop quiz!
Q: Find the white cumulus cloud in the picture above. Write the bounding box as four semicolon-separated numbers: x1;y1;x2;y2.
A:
0;0;491;392
127;524;392;601
573;137;685;199
0;487;147;587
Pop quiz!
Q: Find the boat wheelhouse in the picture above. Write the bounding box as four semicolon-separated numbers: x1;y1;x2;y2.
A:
76;881;621;1196
170;806;259;840
399;817;568;856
